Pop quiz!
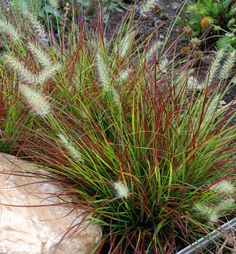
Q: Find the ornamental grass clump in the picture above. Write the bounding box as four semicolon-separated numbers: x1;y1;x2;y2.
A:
1;8;236;254
0;8;60;154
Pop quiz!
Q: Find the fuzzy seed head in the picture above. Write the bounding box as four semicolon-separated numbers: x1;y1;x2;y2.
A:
216;198;235;212
111;88;121;108
96;51;111;91
4;54;35;84
25;11;48;43
116;31;135;58
114;181;129;199
58;134;84;163
117;69;130;82
201;94;220;128
194;203;209;216
206;49;225;85
210;180;235;195
0;19;21;41
220;51;236;80
207;208;219;223
96;51;121;105
19;84;51;116
139;0;160;17
145;41;163;61
159;58;169;73
194;203;219;223
28;42;52;68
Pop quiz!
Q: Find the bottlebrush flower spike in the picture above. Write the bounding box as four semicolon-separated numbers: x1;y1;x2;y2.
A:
220;51;236;79
112;89;121;108
24;11;48;43
194;203;219;223
139;0;160;17
210;180;235;195
206;49;225;85
58;134;84;163
4;54;35;84
159;58;169;73
145;40;163;61
19;84;51;117
115;31;135;58
116;69;130;82
114;181;129;199
96;50;121;106
207;209;219;223
96;51;111;92
216;198;235;212
0;19;21;42
28;42;52;69
201;94;220;128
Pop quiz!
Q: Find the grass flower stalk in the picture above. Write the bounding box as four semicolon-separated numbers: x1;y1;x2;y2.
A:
187;76;204;90
219;51;236;79
114;181;129;199
201;94;220;128
116;31;135;58
19;84;51;116
116;69;130;82
159;57;169;73
28;42;52;69
194;204;220;223
58;134;84;163
145;41;163;61
206;49;225;85
96;50;121;105
4;54;35;84
210;180;235;195
24;11;48;43
139;0;160;17
96;51;111;92
0;19;21;42
215;198;235;213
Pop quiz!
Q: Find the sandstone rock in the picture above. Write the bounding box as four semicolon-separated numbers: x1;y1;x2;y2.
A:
0;153;102;254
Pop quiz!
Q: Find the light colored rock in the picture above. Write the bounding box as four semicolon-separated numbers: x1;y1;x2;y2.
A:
0;153;102;254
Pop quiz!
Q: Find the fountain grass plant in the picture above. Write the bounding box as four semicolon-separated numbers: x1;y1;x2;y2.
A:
0;4;236;253
0;63;34;154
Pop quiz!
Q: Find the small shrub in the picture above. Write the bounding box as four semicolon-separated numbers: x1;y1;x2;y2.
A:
184;0;236;51
76;0;128;21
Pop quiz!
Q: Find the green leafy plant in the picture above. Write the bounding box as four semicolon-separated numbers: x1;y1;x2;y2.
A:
76;0;128;21
0;5;236;254
0;0;60;18
1;0;128;23
184;0;236;51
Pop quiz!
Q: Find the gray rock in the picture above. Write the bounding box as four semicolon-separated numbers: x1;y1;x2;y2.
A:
0;153;102;254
